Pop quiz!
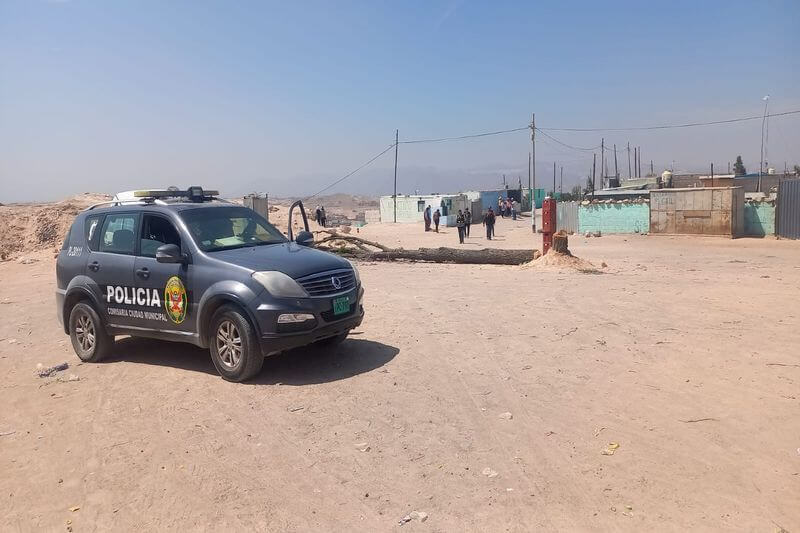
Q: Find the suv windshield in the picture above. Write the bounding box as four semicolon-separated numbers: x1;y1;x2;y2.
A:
181;206;287;252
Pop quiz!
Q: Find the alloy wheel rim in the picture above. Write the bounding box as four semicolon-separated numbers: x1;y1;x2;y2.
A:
216;320;242;369
75;313;95;353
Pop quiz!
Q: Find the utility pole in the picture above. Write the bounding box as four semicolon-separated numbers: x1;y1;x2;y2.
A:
728;161;731;174
650;160;654;176
528;152;531;198
528;154;531;188
613;144;618;181
560;166;563;195
592;153;596;199
711;162;714;188
633;147;637;178
393;129;399;223
638;147;642;178
759;95;769;192
600;138;605;188
530;113;536;232
553;161;556;196
627;142;632;179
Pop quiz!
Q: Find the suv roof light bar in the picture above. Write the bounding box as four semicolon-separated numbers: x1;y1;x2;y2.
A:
133;186;219;202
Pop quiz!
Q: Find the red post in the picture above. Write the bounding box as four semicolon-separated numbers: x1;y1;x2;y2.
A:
542;196;557;254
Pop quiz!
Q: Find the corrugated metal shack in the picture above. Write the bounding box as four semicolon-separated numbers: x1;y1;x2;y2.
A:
777;179;800;239
650;187;744;237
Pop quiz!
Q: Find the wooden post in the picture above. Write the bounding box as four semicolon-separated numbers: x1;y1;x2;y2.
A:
613;144;618;181
592;153;596;198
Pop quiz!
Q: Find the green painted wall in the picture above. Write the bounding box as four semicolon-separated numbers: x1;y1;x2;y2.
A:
578;203;650;234
744;203;775;236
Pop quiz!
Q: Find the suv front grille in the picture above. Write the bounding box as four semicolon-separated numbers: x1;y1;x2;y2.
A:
296;269;356;297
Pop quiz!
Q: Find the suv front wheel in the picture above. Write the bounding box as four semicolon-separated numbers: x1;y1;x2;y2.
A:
69;302;113;363
209;305;264;382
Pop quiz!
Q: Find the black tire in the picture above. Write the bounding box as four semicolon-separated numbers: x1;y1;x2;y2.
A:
316;332;349;348
208;305;263;382
68;302;113;363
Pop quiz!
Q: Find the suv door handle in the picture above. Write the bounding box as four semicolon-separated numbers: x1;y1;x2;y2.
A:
88;261;100;272
136;267;150;279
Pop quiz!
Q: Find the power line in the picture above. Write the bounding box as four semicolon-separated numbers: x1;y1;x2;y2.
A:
538;109;800;132
535;128;600;152
304;143;397;201
400;126;529;144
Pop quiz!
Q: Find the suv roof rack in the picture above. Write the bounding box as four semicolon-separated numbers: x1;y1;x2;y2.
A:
87;186;222;210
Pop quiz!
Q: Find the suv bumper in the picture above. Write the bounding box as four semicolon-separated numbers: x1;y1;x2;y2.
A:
254;286;365;357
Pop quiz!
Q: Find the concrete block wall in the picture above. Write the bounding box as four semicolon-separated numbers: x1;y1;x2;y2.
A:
744;203;775;236
578;203;650;234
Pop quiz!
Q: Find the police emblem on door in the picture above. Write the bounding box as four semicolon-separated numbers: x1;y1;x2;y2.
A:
164;276;188;324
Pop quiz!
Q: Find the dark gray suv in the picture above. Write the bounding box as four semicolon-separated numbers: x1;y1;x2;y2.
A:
55;187;364;382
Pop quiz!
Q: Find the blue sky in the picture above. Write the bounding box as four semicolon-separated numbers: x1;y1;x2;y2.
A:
1;0;798;202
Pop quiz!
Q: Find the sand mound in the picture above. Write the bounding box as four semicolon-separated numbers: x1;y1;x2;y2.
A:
521;250;603;274
0;193;110;261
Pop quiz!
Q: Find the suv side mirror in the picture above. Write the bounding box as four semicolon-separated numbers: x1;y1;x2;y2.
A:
295;230;314;247
156;244;185;263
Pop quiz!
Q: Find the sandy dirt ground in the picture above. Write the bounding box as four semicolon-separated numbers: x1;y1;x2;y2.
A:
1;212;799;532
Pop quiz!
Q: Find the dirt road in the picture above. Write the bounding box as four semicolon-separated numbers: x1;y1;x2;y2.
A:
1;224;799;531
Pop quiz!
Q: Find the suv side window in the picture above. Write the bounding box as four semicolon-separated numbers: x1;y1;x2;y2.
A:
99;214;138;254
85;215;102;251
140;214;181;257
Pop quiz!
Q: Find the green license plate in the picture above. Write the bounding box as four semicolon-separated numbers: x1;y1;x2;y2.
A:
332;296;350;316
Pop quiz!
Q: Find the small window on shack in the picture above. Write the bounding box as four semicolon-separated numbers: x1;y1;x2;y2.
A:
417;201;426;212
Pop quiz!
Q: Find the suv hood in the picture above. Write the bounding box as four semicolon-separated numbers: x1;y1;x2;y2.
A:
207;242;352;279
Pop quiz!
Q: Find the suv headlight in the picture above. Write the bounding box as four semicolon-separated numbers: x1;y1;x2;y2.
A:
252;271;308;298
348;260;361;286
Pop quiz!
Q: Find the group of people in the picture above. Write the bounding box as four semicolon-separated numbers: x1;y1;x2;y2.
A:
314;205;327;227
497;196;519;220
423;204;500;243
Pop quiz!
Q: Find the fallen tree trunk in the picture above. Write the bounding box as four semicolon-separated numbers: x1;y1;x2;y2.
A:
326;246;536;265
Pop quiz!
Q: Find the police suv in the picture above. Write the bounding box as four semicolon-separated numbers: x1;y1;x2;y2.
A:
55;187;364;382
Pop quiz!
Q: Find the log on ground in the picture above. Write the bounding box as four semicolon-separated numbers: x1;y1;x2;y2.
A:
326;246;536;265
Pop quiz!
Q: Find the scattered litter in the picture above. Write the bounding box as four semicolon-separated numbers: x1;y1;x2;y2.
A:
498;412;513;420
521;365;532;370
37;362;69;378
601;442;620;456
545;431;556;437
679;418;719;423
287;406;305;412
69;506;80;512
0;430;16;437
354;442;370;452
593;427;606;437
482;467;498;478
593;231;602;238
8;338;18;344
58;374;80;383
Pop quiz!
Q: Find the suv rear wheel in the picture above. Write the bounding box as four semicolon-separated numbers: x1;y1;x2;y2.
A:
69;302;113;363
209;305;263;382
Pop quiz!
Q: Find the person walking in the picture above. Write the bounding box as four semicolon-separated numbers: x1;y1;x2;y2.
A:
498;196;504;218
464;208;472;237
483;208;496;240
423;205;432;232
319;206;327;227
456;210;466;244
314;205;321;225
511;199;517;220
433;209;441;233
